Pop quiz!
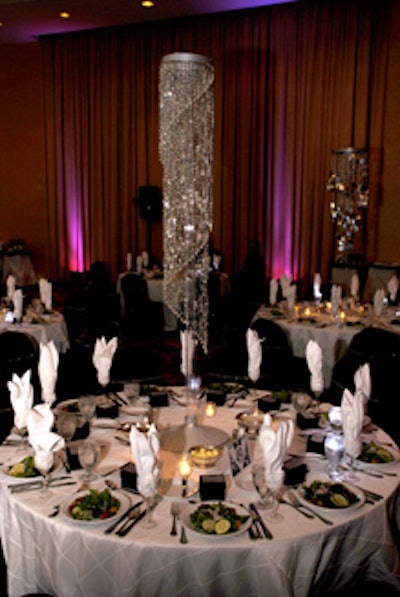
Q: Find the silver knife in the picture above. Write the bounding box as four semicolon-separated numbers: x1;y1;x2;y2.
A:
8;475;72;491
249;503;273;539
10;481;77;493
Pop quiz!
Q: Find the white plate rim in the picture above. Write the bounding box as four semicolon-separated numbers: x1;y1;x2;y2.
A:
295;480;365;513
59;489;131;526
181;500;252;538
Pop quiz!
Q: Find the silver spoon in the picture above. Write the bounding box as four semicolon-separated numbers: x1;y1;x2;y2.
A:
170;502;180;536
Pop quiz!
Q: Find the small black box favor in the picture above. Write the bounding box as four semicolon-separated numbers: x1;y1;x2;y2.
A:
121;462;137;492
199;474;226;501
149;392;169;407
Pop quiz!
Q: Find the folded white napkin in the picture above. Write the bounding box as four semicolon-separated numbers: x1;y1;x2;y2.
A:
313;273;322;301
246;328;262;383
180;330;195;378
350;274;359;301
30;431;65;472
269;279;278;306
305;339;324;394
354;363;371;406
330;284;342;314
13;289;23;321
142;251;149;268
258;414;294;491
129;423;160;498
92;336;118;387
136;255;143;273
26;403;54;436
38;341;59;405
7;369;34;430
341;388;363;459
39;278;52;311
373;288;385;317
126;252;133;271
286;285;296;313
6;275;16;301
387;275;398;303
280;274;293;299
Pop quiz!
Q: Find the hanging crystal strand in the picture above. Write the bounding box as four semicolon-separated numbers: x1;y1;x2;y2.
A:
159;53;214;362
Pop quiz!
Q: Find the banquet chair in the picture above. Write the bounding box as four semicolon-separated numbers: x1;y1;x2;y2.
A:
110;345;164;386
250;318;310;391
119;272;163;341
0;331;40;441
328;327;400;444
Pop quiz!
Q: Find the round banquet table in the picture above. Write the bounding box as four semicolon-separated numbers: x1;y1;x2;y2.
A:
0;393;399;597
0;312;70;353
255;304;400;388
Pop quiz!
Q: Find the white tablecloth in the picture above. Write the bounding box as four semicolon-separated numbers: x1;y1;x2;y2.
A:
0;395;399;597
256;305;400;388
0;312;70;353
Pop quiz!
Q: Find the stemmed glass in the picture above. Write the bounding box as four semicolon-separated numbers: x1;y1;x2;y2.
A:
56;412;77;472
78;439;100;485
252;463;283;522
140;488;158;529
324;432;345;480
79;395;97;432
251;464;273;510
34;448;54;497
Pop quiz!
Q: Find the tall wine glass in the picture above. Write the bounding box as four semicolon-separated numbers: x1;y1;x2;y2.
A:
34;448;54;497
79;395;97;432
56;412;77;472
78;439;100;485
251;464;273;510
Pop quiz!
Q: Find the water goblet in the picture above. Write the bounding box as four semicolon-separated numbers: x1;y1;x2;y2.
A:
251;464;273;510
79;395;97;431
324;432;344;480
78;439;100;484
34;448;54;497
140;488;158;529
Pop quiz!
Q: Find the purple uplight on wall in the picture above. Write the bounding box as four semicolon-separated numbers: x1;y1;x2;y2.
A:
67;196;85;273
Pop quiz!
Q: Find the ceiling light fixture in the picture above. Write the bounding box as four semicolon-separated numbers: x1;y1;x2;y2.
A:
141;1;155;7
59;11;71;20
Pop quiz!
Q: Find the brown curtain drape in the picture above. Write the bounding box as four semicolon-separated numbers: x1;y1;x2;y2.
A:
41;0;393;294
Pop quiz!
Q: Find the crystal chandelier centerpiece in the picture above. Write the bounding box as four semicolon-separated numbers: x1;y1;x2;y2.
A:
159;52;214;356
327;147;369;263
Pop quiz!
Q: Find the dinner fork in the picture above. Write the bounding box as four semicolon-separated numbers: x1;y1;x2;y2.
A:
286;492;333;526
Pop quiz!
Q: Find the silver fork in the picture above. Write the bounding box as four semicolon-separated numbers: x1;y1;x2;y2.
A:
286;491;333;526
279;494;314;519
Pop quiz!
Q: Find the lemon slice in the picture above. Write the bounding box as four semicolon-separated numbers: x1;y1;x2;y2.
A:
201;518;216;533
215;518;231;535
330;493;349;508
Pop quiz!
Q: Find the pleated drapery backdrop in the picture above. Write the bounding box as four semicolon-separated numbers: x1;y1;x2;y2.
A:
40;0;393;295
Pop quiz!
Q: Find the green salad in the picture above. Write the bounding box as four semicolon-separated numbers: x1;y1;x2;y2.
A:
302;480;359;509
8;455;39;478
190;502;249;535
358;441;394;464
68;489;121;521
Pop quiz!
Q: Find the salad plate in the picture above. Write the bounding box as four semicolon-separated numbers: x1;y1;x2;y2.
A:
181;501;251;538
355;441;399;470
59;488;130;526
295;480;365;514
3;454;63;482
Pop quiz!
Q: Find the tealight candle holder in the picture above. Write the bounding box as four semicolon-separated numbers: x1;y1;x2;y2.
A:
178;455;192;497
205;401;216;417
